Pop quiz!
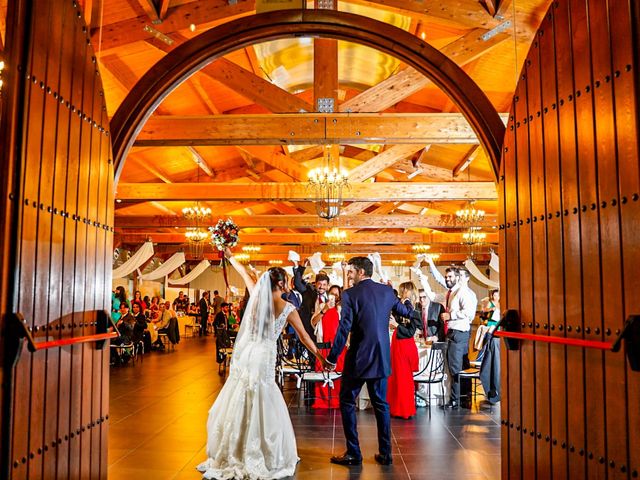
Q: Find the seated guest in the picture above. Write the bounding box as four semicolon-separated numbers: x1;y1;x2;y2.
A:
131;301;150;352
112;303;135;365
133;290;147;311
215;303;230;330
152;301;171;349
387;282;421;419
227;305;239;331
172;290;189;314
149;296;160;321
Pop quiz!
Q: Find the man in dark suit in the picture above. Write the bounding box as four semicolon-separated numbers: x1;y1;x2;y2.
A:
418;289;446;341
326;257;416;467
293;261;330;340
199;291;210;336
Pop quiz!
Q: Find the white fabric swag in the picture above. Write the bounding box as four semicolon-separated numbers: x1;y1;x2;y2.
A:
168;259;211;285
367;252;389;283
112;241;154;279
490;251;500;273
140;252;186;281
464;259;499;289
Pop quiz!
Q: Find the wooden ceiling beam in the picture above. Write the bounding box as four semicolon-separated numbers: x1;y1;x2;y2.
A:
91;0;254;51
132;0;161;23
236;146;306;181
115;181;497;201
347;145;426;182
339;27;509;113
158;0;171;20
355;0;510;30
452;145;482;177
118;231;497;244
135;113;508;146
149;243;487;256
289;146;325;162
115;214;497;229
144;34;314;114
187;147;215;177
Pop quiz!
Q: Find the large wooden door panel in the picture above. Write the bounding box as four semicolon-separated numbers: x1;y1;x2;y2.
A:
500;0;640;478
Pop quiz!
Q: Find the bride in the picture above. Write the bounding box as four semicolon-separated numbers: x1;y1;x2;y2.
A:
197;249;328;479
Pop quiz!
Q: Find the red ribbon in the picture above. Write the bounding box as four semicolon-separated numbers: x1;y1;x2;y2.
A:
218;250;230;293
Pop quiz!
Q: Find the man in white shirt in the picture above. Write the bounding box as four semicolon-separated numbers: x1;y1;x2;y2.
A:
414;266;477;408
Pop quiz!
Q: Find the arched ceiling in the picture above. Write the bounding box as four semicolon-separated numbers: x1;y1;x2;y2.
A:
11;0;551;267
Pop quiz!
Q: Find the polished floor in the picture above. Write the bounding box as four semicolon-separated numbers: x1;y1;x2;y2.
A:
108;335;500;479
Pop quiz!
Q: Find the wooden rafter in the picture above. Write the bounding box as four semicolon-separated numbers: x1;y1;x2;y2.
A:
452;145;482;177
236;146;306;181
132;0;161;23
115;182;498;201
187;147;215;177
158;0;170;20
115;213;497;229
347;145;425;182
339;27;509;113
91;0;254;50
134;113;507;146
117;231;497;244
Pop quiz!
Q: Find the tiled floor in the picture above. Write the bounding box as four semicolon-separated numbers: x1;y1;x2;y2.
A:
109;335;501;479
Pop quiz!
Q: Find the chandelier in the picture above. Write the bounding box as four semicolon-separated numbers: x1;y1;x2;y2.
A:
182;203;212;221
391;259;406;276
327;252;345;262
412;244;431;253
462;227;487;245
242;244;261;254
233;253;251;264
185;227;208;257
425;253;440;261
308;148;349;220
456;201;485;224
268;259;283;266
324;227;348;244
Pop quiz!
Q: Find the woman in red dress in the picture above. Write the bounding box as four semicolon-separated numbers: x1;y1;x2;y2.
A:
311;285;345;409
388;281;421;419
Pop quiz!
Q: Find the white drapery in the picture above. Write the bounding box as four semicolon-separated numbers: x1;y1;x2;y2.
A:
112;241;154;279
328;261;344;287
367;252;389;283
464;259;499;288
140;252;185;281
490;251;500;272
168;259;211;285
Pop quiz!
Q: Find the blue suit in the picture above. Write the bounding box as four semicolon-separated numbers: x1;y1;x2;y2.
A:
327;279;415;459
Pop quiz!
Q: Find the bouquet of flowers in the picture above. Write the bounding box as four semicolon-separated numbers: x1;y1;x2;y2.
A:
209;218;239;251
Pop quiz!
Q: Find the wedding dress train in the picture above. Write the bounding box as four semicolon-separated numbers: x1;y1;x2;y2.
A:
197;291;298;479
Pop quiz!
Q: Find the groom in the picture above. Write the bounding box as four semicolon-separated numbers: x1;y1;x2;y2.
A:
325;256;418;466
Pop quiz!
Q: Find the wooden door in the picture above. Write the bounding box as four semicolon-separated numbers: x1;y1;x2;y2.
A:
499;0;640;478
0;0;113;478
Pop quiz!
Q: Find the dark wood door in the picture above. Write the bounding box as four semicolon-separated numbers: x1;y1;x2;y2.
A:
499;0;640;478
0;0;113;478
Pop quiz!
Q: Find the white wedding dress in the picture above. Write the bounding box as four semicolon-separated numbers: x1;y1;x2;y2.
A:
197;274;298;480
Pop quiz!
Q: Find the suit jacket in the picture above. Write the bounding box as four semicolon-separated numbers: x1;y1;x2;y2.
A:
418;301;446;341
199;297;209;321
293;265;319;340
327;279;415;379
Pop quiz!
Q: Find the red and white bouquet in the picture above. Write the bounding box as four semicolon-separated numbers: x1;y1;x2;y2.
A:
210;218;239;251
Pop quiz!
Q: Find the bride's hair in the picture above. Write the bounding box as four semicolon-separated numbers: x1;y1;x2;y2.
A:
268;267;288;290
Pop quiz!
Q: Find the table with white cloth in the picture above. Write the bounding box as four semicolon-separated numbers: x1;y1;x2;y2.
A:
357;342;441;410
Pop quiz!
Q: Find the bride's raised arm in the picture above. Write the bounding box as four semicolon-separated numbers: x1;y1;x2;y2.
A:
225;247;256;294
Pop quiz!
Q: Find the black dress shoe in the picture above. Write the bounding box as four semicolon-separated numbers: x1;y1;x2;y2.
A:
441;401;459;409
330;452;362;466
374;453;393;465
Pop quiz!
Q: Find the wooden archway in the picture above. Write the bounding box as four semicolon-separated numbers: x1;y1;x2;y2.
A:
110;9;505;185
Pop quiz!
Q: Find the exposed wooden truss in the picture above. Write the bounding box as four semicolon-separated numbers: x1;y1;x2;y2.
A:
114;214;497;229
134;113;508;146
115;182;498;202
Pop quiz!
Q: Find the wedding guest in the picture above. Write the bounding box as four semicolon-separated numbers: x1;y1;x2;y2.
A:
133;290;147;311
149;296;160;321
173;290;189;314
312;285;345;409
215;303;230;329
111;286;128;322
418;289;445;342
387;282;421;419
131;301;150;353
199;291;210;336
212;290;224;315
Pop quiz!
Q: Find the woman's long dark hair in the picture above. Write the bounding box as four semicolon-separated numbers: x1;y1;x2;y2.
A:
268;267;287;290
115;286;127;303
